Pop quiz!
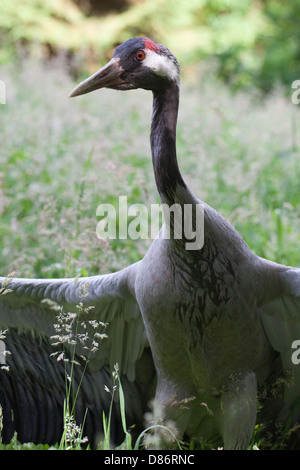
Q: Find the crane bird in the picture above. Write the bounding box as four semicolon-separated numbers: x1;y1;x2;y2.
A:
1;37;300;450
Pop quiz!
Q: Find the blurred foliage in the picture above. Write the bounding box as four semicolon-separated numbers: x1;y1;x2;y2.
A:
216;0;300;90
255;0;300;91
0;0;300;89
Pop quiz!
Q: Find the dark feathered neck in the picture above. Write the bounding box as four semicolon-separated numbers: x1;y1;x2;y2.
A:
150;84;187;205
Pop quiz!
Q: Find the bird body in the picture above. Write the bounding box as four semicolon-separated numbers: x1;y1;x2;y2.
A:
133;202;276;444
1;37;300;449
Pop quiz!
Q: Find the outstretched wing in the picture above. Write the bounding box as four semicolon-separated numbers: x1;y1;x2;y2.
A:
259;265;300;413
0;263;155;446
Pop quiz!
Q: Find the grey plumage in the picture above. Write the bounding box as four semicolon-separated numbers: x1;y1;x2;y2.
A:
1;37;300;449
0;270;155;446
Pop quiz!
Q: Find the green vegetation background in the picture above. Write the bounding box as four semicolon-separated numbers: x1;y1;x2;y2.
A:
1;0;300;277
1;0;300;90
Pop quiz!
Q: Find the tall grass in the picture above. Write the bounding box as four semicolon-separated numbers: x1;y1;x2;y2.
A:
1;59;299;279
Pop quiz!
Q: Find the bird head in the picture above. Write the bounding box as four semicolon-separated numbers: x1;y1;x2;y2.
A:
69;37;180;97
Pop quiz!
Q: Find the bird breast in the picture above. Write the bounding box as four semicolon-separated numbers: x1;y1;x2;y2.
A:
134;234;273;399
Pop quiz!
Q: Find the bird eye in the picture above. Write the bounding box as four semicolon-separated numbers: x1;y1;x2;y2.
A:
135;50;145;61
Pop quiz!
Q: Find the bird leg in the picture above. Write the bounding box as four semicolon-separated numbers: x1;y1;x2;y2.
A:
220;372;257;450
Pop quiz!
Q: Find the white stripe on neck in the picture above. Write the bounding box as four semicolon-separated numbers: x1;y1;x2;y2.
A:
144;50;180;84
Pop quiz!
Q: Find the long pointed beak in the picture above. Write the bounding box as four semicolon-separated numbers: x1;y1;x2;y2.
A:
69;58;129;97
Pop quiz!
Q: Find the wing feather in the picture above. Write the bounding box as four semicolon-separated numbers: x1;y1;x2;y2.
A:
0;263;155;445
259;267;300;408
0;263;149;381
